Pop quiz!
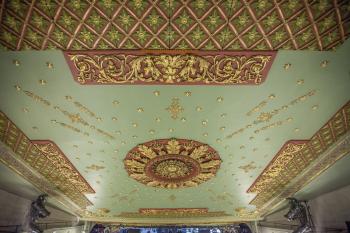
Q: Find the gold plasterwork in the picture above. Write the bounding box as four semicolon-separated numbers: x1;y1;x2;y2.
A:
166;98;184;120
226;90;317;138
119;208;228;218
249;101;350;208
124;138;221;189
0;111;94;209
68;54;272;85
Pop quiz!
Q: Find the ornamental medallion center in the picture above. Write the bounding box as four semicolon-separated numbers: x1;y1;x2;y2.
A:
124;138;221;189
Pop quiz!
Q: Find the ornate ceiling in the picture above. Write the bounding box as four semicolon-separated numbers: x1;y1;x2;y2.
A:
0;0;350;226
0;0;350;51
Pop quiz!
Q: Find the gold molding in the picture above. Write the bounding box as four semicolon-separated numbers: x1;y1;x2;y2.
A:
0;111;94;209
248;101;350;208
119;208;228;218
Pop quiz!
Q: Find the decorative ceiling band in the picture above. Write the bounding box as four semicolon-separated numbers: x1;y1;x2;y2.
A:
64;50;276;85
0;111;94;210
248;100;350;208
118;208;228;218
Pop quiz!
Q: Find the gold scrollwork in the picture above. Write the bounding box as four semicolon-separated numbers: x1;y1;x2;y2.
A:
68;54;272;85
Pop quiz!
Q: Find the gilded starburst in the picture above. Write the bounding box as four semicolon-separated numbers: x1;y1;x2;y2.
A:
166;98;184;120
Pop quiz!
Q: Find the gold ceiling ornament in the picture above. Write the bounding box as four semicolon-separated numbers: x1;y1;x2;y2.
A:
66;96;102;121
226;90;317;138
13;60;20;66
51;119;90;137
238;162;257;173
246;94;276;116
14;85;51;107
124;138;222;189
119;208;228;218
248;101;350;208
1;1;348;51
86;164;105;171
65;52;274;85
0;111;95;209
166;98;184;120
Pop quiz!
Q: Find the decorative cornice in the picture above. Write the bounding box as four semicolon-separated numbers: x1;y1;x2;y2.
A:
0;111;94;210
0;142;82;214
119;208;228;218
64;51;275;85
248;101;350;209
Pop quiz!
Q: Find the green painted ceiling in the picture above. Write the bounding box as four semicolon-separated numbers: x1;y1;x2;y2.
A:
0;39;350;221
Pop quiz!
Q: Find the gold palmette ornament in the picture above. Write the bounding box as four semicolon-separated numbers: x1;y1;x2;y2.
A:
124;138;221;189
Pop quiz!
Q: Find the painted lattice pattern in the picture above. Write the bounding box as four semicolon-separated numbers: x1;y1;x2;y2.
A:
0;0;349;51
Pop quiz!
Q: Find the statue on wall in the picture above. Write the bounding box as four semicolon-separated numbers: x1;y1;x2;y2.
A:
29;194;51;233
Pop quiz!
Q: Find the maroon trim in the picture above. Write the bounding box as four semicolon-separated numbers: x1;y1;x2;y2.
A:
63;50;277;86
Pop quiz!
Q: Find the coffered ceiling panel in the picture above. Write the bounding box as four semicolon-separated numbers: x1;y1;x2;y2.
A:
0;0;350;51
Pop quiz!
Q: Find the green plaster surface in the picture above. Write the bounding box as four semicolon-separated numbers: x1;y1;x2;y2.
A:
0;40;350;217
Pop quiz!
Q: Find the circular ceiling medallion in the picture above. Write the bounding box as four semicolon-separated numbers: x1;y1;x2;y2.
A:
124;138;222;189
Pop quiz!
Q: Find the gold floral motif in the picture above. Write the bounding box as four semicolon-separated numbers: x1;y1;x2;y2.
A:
248;101;350;208
67;53;272;85
166;98;184;120
119;208;228;218
124;138;221;189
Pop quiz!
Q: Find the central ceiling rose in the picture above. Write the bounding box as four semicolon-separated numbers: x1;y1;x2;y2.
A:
124;138;221;189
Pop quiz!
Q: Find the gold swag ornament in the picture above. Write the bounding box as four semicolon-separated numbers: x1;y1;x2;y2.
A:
124;138;221;189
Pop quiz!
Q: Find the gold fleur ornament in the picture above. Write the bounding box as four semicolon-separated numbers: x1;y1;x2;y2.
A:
166;98;184;120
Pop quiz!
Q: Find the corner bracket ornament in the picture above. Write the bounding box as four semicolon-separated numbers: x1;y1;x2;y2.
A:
124;138;221;189
64;51;276;85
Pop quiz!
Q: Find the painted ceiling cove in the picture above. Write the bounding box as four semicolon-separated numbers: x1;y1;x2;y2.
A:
0;0;350;51
0;36;350;222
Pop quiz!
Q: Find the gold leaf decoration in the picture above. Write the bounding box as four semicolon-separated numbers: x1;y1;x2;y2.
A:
66;52;274;85
124;138;221;189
